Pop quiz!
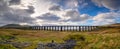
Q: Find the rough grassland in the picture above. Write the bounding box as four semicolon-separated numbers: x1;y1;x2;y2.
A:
0;27;120;49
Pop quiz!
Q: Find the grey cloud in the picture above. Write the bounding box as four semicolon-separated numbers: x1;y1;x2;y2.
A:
65;10;79;17
92;0;120;10
64;0;78;9
37;13;60;21
48;0;88;9
1;12;35;23
0;0;36;25
64;10;90;22
0;0;10;14
26;6;35;13
93;12;119;21
69;14;90;22
93;12;120;25
49;5;61;11
9;0;21;5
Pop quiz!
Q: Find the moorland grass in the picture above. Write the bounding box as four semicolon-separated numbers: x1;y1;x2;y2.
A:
0;27;120;49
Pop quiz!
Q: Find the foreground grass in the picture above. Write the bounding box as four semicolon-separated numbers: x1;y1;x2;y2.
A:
0;28;120;49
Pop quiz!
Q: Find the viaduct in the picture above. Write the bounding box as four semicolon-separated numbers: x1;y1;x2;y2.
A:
30;26;99;31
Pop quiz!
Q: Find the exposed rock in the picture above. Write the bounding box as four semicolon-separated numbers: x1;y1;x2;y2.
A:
37;40;76;49
11;42;31;48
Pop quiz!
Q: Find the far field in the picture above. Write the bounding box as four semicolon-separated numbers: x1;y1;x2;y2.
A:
0;25;120;49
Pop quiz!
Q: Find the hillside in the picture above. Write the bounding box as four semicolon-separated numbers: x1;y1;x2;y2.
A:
2;24;22;27
0;26;120;49
99;23;120;29
0;24;30;29
110;23;120;26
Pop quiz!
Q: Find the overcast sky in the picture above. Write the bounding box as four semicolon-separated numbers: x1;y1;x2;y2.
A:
0;0;120;26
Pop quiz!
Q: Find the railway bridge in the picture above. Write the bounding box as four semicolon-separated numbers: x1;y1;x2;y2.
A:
30;26;99;31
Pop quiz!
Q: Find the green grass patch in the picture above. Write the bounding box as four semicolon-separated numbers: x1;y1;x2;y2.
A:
0;44;17;49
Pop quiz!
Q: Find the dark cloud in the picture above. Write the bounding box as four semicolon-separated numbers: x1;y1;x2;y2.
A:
49;5;61;11
64;10;90;22
0;0;10;14
0;12;35;23
37;13;60;21
0;8;36;24
92;0;120;10
68;14;90;22
9;0;21;5
26;6;35;13
0;0;36;25
64;10;79;17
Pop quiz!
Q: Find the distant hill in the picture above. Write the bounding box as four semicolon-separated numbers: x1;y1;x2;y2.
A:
110;23;120;26
0;24;30;29
100;23;120;29
2;24;22;27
